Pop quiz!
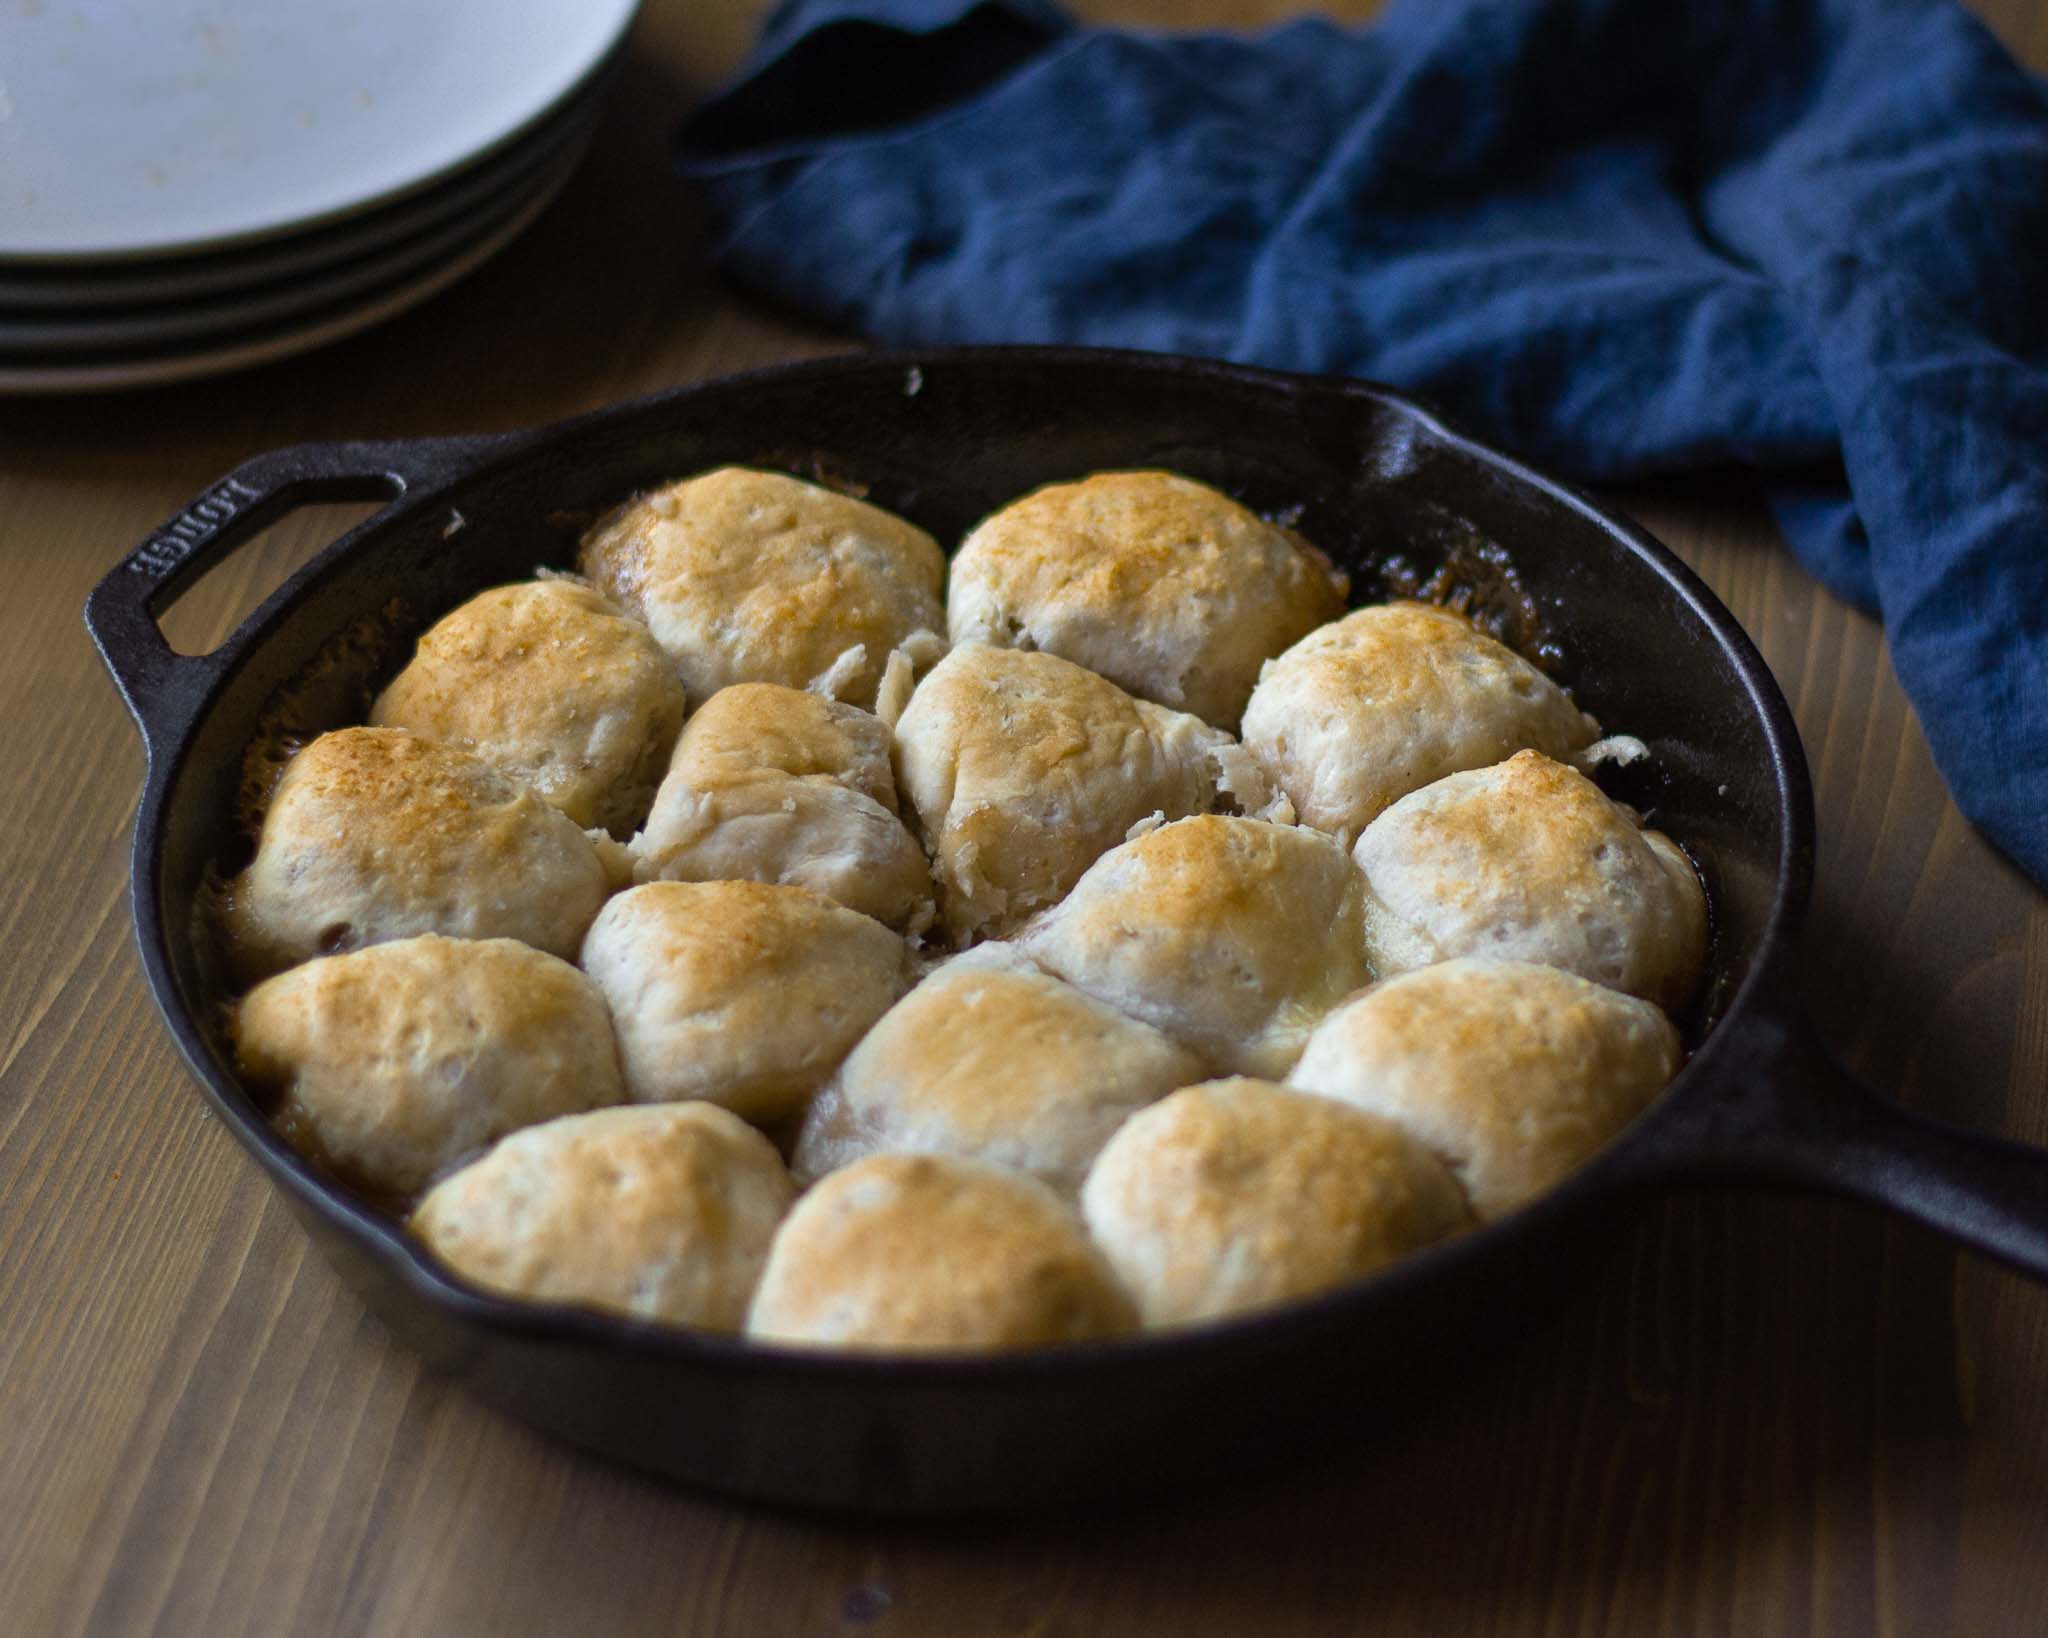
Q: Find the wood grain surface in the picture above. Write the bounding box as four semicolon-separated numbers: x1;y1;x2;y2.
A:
3;3;2045;1634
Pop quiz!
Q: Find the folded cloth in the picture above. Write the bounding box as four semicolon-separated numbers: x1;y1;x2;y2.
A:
680;0;2048;884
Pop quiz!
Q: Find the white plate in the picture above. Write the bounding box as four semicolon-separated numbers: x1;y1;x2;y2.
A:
0;71;608;310
0;127;591;355
0;0;640;263
0;162;574;393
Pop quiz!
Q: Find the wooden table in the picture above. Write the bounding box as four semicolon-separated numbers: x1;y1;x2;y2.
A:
5;4;2045;1634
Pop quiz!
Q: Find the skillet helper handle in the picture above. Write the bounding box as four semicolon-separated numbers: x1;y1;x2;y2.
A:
83;435;498;761
1667;1006;2048;1283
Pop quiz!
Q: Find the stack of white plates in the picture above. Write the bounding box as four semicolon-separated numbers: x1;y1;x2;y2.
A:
0;0;642;392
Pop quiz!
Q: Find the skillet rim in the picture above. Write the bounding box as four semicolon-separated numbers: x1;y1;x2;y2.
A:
110;344;1816;1386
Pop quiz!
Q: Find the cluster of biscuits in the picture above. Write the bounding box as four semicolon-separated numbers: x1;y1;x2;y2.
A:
224;466;1706;1352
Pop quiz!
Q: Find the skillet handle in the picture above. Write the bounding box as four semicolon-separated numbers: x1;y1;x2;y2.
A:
1652;1005;2048;1282
82;435;503;762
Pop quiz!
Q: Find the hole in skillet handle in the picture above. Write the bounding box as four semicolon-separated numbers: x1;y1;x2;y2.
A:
157;500;392;658
82;435;503;768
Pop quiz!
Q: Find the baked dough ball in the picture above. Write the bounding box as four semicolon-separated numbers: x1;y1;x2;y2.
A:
660;682;900;810
368;577;687;836
226;727;611;977
1241;603;1598;844
577;466;945;710
234;935;624;1198
578;880;910;1123
893;644;1239;942
746;1153;1134;1352
633;684;933;934
633;779;933;935
410;1103;794;1329
948;471;1346;729
1079;1078;1467;1329
1289;958;1679;1220
1352;750;1707;1012
1019;815;1371;1078
792;944;1204;1196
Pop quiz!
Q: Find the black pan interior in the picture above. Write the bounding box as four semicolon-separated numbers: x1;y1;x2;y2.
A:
136;350;1805;1509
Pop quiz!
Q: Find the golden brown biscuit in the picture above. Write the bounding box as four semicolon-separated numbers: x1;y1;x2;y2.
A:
632;777;934;935
233;935;624;1199
1079;1078;1468;1328
225;726;611;977
1351;750;1707;1011
1240;603;1598;844
368;577;688;836
1018;815;1371;1078
410;1103;794;1329
577;880;911;1123
948;471;1346;728
792;944;1204;1196
661;682;900;811
893;644;1243;942
577;466;946;710
745;1153;1134;1352
632;684;934;934
1288;958;1679;1219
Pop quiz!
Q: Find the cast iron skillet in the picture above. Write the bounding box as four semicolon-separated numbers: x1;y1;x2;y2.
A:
85;347;2048;1514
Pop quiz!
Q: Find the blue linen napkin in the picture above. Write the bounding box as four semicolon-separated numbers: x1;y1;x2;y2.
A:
679;0;2048;884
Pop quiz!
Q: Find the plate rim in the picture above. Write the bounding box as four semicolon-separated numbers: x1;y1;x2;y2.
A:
0;74;610;310
0;162;577;394
0;0;640;266
0;128;594;354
